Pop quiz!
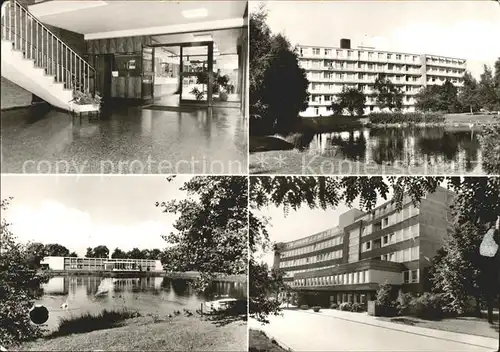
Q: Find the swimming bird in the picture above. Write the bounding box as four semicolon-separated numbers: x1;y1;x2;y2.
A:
174;310;181;316
60;300;68;310
469;121;474;129
168;314;173;318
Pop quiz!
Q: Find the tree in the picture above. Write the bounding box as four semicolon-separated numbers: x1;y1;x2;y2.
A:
148;249;162;260
480;118;500;174
416;85;442;112
156;177;247;290
85;247;93;258
85;246;109;258
249;259;284;324
430;221;486;316
1;198;48;346
415;80;461;113
494;57;500;111
333;86;366;116
478;65;498;111
69;252;78;258
439;79;461;113
250;5;309;135
261;35;309;133
249;176;500;323
111;248;128;259
373;74;403;111
25;242;46;269
44;243;70;257
127;248;144;259
459;72;480;113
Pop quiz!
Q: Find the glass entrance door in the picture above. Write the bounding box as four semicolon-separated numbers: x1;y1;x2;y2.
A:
142;46;154;102
179;43;213;106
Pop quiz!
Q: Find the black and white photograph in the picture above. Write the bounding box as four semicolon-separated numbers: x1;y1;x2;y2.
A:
249;1;500;175
0;175;248;351
2;0;500;351
1;0;249;174
249;176;500;352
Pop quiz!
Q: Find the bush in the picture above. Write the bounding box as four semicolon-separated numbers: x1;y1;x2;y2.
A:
368;112;445;124
330;303;338;309
396;291;415;316
51;309;140;338
351;303;362;312
312;306;321;312
411;293;444;320
1;198;48;347
339;302;353;311
299;305;309;310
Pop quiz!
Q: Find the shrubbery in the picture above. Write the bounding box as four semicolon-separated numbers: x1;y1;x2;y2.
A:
396;291;415;316
299;305;309;310
312;306;321;312
329;303;338;309
351;303;364;312
1;198;48;347
368;112;445;124
411;293;444;320
339;302;353;311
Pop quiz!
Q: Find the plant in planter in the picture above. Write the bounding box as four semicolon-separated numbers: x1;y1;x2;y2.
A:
195;70;231;101
69;90;101;116
312;306;321;312
71;90;101;106
190;87;205;101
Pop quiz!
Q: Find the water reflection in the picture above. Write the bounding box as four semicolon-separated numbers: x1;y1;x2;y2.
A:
307;126;483;173
39;276;245;331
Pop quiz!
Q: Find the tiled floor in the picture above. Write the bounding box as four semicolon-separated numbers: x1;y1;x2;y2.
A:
0;104;247;174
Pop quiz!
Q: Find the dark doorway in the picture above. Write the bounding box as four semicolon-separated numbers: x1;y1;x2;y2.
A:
102;54;113;102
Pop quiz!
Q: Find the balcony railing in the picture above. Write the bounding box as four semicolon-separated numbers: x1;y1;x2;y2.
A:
1;0;95;95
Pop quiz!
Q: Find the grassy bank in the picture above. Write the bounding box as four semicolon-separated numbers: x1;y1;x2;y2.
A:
49;309;139;338
249;149;464;175
378;315;499;339
17;315;246;351
249;329;291;352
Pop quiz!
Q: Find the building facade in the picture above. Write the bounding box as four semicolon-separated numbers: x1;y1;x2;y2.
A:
41;256;163;272
274;187;455;306
298;39;466;116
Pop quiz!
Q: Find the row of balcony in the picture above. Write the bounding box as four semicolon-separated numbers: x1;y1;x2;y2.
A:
298;50;465;69
303;65;464;78
299;53;423;66
302;65;424;75
307;77;424;85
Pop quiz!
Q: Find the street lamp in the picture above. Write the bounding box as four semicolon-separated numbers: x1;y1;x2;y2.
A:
479;217;500;352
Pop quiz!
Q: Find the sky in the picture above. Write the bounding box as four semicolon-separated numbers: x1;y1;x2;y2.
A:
0;175;194;257
251;0;500;79
256;189;393;267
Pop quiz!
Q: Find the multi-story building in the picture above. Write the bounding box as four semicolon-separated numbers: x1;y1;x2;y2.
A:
41;256;163;272
298;38;467;116
273;187;455;306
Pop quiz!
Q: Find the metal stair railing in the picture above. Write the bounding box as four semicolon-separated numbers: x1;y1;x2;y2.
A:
1;0;96;95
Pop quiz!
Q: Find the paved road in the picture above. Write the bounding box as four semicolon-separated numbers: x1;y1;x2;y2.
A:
250;310;497;351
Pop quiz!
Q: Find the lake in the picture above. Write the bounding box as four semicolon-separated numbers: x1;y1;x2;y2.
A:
305;126;483;174
38;276;246;331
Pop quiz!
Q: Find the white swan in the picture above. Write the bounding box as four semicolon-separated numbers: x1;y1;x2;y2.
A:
60;300;68;310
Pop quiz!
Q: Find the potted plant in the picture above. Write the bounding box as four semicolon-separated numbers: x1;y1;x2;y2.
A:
312;306;321;312
70;90;101;116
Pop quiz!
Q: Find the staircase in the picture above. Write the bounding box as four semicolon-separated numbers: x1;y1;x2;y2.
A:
1;0;96;112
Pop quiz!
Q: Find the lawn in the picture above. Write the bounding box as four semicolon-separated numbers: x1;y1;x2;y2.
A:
379;315;499;339
17;315;247;351
444;113;499;124
249;149;446;175
249;329;291;352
